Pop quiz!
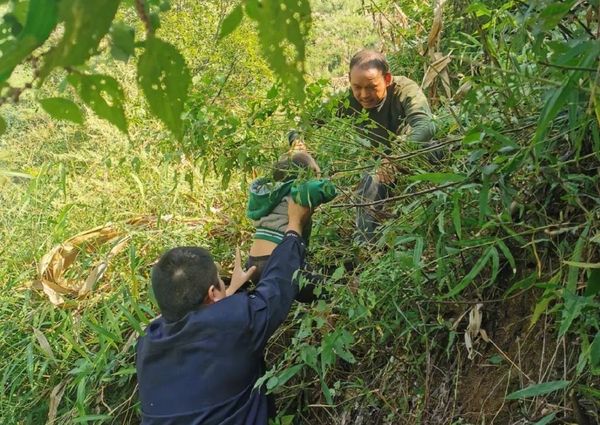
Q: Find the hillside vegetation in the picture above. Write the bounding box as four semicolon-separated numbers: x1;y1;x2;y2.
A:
0;0;598;424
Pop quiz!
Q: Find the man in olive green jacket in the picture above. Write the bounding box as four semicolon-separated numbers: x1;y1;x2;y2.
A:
339;49;436;242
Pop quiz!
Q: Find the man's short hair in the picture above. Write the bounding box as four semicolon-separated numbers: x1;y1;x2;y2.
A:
273;151;319;182
349;49;390;75
152;247;218;322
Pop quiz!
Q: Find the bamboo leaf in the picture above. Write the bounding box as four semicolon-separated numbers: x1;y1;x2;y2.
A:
505;380;570;400
563;261;600;269
567;224;590;293
408;173;466;184
532;413;556;425
496;240;516;274
445;247;492;298
452;194;462;239
591;332;600;369
585;269;600;297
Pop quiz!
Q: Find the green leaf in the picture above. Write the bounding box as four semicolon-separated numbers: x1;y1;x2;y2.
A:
590;332;600;369
533;81;571;147
585;269;600;297
110;22;135;62
567;224;590;293
563;261;600;269
496;240;516;274
532;413;556;425
0;0;59;82
408;173;466;184
444;247;492;298
530;293;555;329
39;97;84;124
274;364;303;388
559;292;590;337
505;380;570;400
331;266;344;282
69;74;128;133
137;37;190;140
505;272;537;296
245;0;311;100
41;0;121;78
218;4;243;40
538;0;576;31
452;194;462;239
0;116;6;135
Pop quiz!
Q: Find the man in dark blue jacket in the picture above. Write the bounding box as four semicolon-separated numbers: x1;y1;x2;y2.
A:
136;199;311;424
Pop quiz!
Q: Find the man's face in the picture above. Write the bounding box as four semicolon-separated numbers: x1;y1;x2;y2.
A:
349;67;392;109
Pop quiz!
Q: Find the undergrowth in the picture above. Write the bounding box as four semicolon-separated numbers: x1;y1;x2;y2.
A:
0;0;599;424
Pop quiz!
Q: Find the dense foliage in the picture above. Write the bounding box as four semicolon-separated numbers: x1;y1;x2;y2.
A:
0;0;598;424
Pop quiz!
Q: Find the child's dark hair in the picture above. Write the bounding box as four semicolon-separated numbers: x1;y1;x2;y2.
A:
152;246;219;322
273;151;320;182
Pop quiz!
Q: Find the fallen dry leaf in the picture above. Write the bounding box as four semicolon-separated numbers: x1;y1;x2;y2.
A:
46;380;67;424
33;328;56;361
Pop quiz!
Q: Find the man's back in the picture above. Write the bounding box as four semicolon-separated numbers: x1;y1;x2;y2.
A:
136;233;306;424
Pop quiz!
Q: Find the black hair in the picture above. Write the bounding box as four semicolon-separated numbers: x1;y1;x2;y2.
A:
273;151;320;182
151;246;219;322
349;49;390;75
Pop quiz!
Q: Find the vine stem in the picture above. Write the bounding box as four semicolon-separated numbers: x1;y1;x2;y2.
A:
135;0;153;37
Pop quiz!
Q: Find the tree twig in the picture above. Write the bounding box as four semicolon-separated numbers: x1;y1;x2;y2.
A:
330;181;462;208
135;0;153;37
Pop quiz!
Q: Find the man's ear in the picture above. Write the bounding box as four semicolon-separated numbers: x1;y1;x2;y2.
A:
384;72;392;86
204;284;223;305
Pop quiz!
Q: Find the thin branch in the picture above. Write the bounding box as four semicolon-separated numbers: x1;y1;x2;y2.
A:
135;0;153;37
539;61;597;73
330;180;462;208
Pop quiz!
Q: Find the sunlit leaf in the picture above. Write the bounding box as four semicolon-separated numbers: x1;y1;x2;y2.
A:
0;0;59;82
245;0;311;100
41;0;121;78
505;380;570;400
69;74;127;133
39;97;84;124
218;4;243;40
137;37;190;140
110;22;135;62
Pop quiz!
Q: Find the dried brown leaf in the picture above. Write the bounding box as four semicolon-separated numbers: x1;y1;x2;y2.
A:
46;380;67;424
422;53;452;90
426;0;447;55
33;328;56;361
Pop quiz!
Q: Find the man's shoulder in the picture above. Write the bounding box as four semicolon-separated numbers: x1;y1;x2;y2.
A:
391;75;421;94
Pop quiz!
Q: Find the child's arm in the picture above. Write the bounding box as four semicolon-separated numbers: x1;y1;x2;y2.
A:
225;248;257;297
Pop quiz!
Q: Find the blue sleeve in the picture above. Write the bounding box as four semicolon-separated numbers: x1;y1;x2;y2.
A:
248;232;305;351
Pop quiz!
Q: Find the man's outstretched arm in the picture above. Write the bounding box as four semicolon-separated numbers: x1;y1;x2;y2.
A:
248;199;311;351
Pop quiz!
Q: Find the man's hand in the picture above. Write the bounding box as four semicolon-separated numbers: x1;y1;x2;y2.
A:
286;198;311;235
375;157;396;185
226;248;257;296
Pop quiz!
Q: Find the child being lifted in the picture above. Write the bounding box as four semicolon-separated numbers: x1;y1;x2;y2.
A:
230;131;337;301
